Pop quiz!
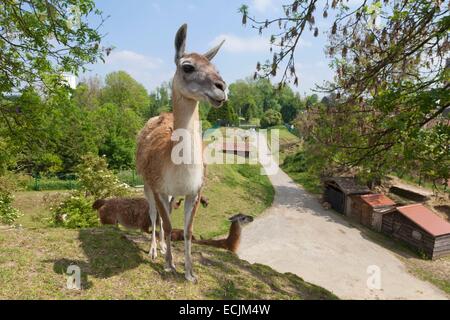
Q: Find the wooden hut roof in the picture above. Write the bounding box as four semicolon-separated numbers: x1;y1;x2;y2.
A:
361;194;396;208
397;204;450;237
324;177;371;195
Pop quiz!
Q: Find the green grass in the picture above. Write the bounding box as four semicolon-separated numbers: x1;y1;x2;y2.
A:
409;262;450;295
13;191;65;228
280;150;322;195
266;125;301;147
0;227;337;299
3;163;338;300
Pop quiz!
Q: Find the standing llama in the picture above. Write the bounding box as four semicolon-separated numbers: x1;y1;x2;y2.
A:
136;24;226;282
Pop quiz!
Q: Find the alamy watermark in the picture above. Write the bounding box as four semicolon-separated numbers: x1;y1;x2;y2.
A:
366;265;382;290
66;265;81;290
170;123;280;176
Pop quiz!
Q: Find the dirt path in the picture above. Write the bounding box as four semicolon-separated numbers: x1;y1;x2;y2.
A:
237;148;448;300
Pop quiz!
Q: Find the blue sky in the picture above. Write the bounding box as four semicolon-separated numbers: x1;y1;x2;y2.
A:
85;0;340;96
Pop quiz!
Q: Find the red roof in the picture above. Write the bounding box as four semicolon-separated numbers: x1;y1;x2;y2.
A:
361;194;395;208
397;204;450;237
222;143;250;152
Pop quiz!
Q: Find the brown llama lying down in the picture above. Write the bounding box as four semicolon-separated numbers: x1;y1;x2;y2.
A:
93;197;188;239
193;214;253;253
93;198;152;234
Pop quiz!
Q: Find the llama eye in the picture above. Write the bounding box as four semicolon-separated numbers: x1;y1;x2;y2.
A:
182;64;195;73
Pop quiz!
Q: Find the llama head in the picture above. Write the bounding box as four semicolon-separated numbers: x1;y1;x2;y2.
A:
229;213;254;225
172;24;227;108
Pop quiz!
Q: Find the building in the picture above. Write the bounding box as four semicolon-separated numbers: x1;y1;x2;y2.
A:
62;73;77;89
382;204;450;259
221;142;251;158
323;177;371;215
350;194;396;231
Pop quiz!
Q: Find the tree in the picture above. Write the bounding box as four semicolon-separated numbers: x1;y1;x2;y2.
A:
0;0;106;174
207;102;238;126
148;82;172;118
260;110;283;128
243;1;450;187
93;103;143;170
279;87;304;123
0;0;105;97
73;76;103;110
101;71;150;117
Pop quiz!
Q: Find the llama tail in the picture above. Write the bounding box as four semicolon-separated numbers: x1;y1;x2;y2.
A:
92;199;106;210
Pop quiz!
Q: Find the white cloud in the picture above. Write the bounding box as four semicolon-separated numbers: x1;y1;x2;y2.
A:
99;50;170;91
251;0;275;13
106;50;163;71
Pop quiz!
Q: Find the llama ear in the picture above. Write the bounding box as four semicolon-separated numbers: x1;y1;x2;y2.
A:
175;24;188;65
204;40;225;61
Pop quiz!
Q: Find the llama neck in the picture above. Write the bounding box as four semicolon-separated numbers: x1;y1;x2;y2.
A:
172;89;200;132
226;222;241;244
172;89;203;166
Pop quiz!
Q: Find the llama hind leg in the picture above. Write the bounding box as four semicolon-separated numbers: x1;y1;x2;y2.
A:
144;185;158;260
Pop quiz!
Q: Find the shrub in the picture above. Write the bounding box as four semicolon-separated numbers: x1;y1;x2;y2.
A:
48;154;131;228
260;110;283;129
0;175;21;225
76;154;130;199
283;151;307;173
49;194;98;229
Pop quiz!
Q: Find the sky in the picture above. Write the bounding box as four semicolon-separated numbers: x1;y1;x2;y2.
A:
84;0;341;96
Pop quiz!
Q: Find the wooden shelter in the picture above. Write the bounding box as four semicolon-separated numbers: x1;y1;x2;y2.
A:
349;194;396;231
323;177;371;215
221;142;251;158
382;204;450;259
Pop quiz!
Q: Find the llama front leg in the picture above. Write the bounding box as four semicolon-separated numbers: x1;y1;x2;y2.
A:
159;196;175;255
144;185;158;260
159;210;167;255
154;193;176;272
184;193;201;283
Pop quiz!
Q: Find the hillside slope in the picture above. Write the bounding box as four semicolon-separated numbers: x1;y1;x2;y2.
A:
0;227;337;300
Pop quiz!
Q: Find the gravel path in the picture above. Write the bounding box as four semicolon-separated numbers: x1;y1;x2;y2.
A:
237;147;448;300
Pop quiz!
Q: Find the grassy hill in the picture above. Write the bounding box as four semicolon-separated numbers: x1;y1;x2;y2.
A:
0;227;337;299
4;162;337;299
